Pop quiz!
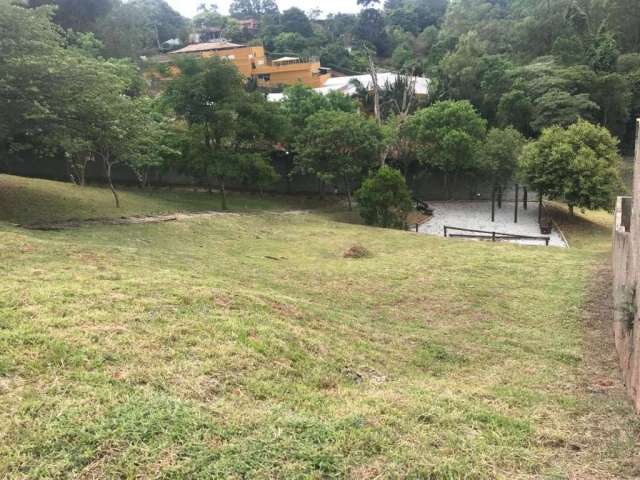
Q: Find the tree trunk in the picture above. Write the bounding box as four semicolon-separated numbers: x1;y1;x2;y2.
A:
343;175;352;211
103;156;120;208
569;204;575;216
79;156;89;186
444;172;452;200
219;177;228;210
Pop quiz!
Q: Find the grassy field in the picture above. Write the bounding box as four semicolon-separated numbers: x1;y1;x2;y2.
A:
1;175;639;479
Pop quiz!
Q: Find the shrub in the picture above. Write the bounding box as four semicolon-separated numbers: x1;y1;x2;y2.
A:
355;166;412;229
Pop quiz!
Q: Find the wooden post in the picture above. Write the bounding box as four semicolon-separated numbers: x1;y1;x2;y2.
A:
491;187;496;222
444;226;448;237
538;194;543;225
497;186;502;208
514;184;519;223
523;187;528;210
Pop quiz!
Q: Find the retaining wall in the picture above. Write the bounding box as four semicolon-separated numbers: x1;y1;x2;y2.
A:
613;119;640;411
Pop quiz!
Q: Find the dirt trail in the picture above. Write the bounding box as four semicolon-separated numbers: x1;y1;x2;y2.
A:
18;211;240;230
18;209;313;230
569;260;640;478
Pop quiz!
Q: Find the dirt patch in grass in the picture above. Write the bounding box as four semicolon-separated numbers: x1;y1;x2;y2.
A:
343;244;371;258
19;211;240;230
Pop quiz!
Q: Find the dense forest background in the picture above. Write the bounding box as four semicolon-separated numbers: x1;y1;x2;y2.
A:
22;0;640;147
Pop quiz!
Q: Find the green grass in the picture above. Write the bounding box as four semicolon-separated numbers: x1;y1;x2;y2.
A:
1;174;639;479
0;174;336;225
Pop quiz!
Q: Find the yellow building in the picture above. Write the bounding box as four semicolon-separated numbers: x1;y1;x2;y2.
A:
168;42;331;88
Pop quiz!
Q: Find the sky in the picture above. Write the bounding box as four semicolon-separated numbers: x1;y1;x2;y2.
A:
165;0;361;18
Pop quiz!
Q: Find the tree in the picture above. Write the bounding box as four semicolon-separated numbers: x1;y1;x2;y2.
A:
530;89;599;133
481;127;526;187
27;0;115;32
124;98;182;188
520;120;622;214
497;90;534;136
355;8;391;56
95;0;186;58
402;100;487;198
0;1;64;156
590;73;632;138
295;111;384;210
356;165;412;229
165;57;285;209
273;32;307;53
280;7;313;37
280;84;356;134
229;0;278;19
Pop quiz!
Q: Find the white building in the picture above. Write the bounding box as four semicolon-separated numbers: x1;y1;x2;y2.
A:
267;72;430;102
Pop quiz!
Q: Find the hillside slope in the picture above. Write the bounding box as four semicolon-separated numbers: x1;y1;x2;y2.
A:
0;175;638;478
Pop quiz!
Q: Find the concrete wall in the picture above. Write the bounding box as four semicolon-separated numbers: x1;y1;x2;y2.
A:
613;119;640;411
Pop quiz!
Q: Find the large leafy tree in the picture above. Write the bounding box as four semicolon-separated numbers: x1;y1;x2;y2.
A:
280;7;312;37
295;110;384;210
27;0;115;32
480;127;526;187
280;85;357;133
0;1;63;155
165;57;285;209
530;89;599;133
402;100;487;198
96;0;186;58
520;120;622;214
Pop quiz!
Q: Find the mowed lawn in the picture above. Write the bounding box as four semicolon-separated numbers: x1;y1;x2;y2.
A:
0;175;639;479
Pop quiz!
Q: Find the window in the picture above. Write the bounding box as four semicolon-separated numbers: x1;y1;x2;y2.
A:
257;74;271;81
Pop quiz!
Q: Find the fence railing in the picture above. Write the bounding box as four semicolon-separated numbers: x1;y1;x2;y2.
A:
443;225;551;246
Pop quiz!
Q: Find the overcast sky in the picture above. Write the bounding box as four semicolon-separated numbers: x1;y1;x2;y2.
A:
165;0;361;18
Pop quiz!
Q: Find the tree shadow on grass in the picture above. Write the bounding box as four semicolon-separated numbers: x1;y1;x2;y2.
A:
545;202;612;252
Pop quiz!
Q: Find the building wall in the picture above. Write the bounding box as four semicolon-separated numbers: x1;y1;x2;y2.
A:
200;45;265;77
254;60;330;88
612;119;640;412
170;45;329;88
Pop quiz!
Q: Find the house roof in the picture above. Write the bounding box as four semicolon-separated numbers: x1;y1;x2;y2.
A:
272;56;300;63
267;72;430;102
169;41;245;54
320;73;430;96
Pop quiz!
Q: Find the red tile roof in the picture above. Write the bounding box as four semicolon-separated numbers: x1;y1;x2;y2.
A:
169;42;245;54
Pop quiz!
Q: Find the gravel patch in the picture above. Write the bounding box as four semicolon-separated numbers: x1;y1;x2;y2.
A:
418;201;567;247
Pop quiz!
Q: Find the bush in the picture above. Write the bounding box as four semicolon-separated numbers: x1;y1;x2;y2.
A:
355;166;412;229
520;119;622;214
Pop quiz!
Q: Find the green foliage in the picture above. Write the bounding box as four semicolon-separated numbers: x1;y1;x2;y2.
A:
280;84;357;134
295;110;384;209
530;89;599;133
402;100;487;196
165;57;285;209
27;0;115;32
481;127;527;186
520;120;622;212
229;0;278;19
355;165;412;228
280;7;313;37
497;90;534;136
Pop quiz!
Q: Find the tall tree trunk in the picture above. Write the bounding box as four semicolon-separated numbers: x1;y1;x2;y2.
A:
219;177;228;210
343;174;352;211
103;155;120;208
79;155;90;186
444;172;451;200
